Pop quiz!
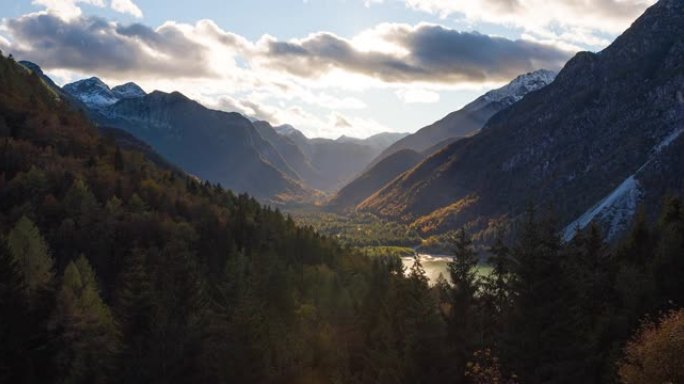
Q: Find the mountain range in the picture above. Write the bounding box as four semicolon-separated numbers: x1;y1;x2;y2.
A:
358;0;684;242
56;75;405;202
329;70;557;212
14;0;684;243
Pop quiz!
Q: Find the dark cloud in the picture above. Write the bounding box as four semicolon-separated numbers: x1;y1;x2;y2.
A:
262;24;572;83
2;13;213;79
0;12;572;85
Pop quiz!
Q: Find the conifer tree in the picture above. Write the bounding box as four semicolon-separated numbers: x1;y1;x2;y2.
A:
114;248;156;383
52;255;119;383
0;239;31;382
505;210;585;384
446;228;480;382
7;216;54;298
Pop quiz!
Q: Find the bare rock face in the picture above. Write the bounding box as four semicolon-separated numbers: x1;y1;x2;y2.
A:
361;0;684;242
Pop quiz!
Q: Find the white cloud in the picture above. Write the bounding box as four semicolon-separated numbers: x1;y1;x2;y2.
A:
390;0;655;50
31;0;106;20
404;0;654;32
395;88;440;104
0;8;578;139
110;0;143;18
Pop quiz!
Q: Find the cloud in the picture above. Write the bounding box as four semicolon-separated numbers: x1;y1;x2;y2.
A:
259;23;572;84
1;12;571;87
395;88;440;103
2;13;212;79
398;0;655;49
31;0;106;20
334;114;352;128
31;0;144;20
0;10;574;139
111;0;143;18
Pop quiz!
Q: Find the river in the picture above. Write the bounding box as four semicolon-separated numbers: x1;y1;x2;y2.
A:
400;253;492;285
400;254;451;284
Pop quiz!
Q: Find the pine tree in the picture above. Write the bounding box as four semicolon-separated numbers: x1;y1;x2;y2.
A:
52;255;119;383
113;146;124;171
7;216;54;299
446;228;480;382
479;237;513;349
0;238;31;382
114;248;156;383
653;197;684;306
402;257;447;383
504;210;585;384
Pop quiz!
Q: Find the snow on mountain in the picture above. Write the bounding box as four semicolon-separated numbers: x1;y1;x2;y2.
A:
112;82;146;99
63;78;145;109
63;77;119;109
465;69;557;113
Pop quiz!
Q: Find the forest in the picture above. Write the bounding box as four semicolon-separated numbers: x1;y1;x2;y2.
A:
0;52;683;384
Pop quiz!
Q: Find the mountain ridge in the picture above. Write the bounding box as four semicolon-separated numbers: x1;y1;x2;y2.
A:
359;0;684;242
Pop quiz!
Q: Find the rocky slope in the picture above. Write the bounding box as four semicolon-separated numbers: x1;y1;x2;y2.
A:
360;0;684;242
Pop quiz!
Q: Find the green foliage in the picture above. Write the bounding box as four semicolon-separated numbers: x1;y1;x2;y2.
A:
289;209;422;247
443;228;482;383
52;255;119;383
0;238;31;382
7;216;54;297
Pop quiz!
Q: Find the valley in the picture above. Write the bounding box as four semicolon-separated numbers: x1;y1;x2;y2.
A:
1;0;683;383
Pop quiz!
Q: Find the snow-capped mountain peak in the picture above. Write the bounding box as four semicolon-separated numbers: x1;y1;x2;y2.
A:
63;77;118;109
112;82;146;99
63;78;147;109
465;69;557;113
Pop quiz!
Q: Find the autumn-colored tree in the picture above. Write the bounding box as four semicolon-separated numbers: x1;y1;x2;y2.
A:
618;310;684;384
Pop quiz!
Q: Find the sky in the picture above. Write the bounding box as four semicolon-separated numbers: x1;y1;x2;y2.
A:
0;0;655;139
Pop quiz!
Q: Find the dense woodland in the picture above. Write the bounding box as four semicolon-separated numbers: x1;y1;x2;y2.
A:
1;53;683;384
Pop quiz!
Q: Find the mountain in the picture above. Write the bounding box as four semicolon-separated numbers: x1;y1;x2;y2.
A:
331;70;556;212
368;70;556;169
269;126;407;191
328;149;424;211
61;73;403;197
360;0;684;242
111;82;146;99
63;77;122;109
18;61;61;93
252;120;323;185
89;90;310;201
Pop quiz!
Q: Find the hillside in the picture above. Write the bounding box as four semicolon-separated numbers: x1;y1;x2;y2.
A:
367;70;556;169
328;149;425;211
0;52;367;383
73;87;311;202
360;0;684;241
